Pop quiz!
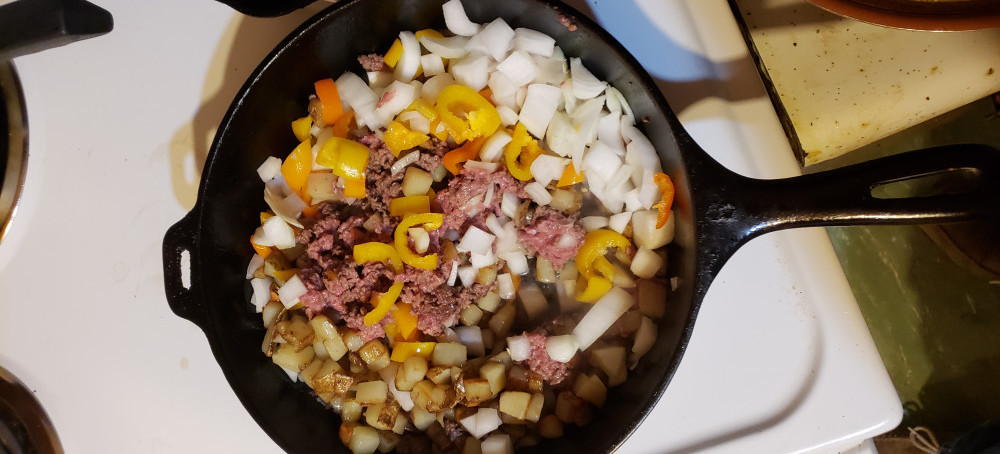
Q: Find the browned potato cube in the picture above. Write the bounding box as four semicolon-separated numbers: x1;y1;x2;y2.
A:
355;380;389;406
525;393;544;423
479;361;507;395
410;405;436;430
364;402;399;431
461;378;494;406
572;374;607;407
378;430;401;453
637;279;667;318
271;343;315;373
498;391;532;419
313;369;355;397
431;342;467;367
309;314;338;340
275;316;316;352
507;366;543;394
396;356;428;391
359;340;391;371
341;399;362;423
460;305;484;326
539;414;563;439
555;391;593;426
340;327;365;352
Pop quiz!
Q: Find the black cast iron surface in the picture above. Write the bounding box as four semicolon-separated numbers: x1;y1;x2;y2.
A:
163;0;1000;452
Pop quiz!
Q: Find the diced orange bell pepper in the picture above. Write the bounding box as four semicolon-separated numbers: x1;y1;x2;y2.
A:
251;239;271;259
272;268;300;283
343;178;366;198
384;120;429;157
478;87;495;106
395;213;443;270
281;140;312;195
314;78;344;125
652;172;675;229
435;84;501;143
392;302;420;341
442;136;486;174
260;212;274;223
302;205;319;218
390;341;437;362
363;281;404;326
353;242;404;273
331;109;354;139
389;195;431;217
504;123;542;181
383;39;403;68
557;163;584;187
291;116;312;142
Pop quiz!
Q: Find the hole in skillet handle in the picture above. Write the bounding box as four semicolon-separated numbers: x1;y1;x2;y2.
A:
162;210;205;327
870;167;982;200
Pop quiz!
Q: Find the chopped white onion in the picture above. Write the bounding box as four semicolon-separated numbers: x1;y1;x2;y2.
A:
471;18;515;61
497;105;519;126
545;111;581;158
496;51;537;87
367;70;394;91
502;251;529;276
438;327;461;344
420;53;445;77
632;209;675;250
630;316;657;369
461;408;503;440
528;154;568;187
573;286;634;350
246;254;264;279
483;181;496;208
606;86;634;123
455;326;485;357
391;150;421;175
256;156;282;182
277;274;307;309
448;261;460;286
597;111;624;149
458;264;478;287
487;70;518;109
394;31;421;82
421;73;456;102
493;221;519;256
523;182;552;206
513;27;555;57
583;141;623;186
561;79;577;114
470;251;497;269
608;212;631;234
545;335;578;362
506;335;531;361
335;72;378;124
421;35;471;59
374;80;416;127
497;273;515;299
531;52;565;85
570;57;607;100
500;192;519;218
250;277;272;312
457;226;496;255
637;170;660;209
263;187;305;229
556;233;578;251
451;54;490;92
442;0;480;36
463;160;500;172
485;214;504;237
581;216;608;232
518;84;561;138
260;215;297;250
378;363;415;411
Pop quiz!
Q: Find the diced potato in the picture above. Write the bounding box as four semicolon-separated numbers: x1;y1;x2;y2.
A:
271;343;315;372
309;315;339;340
341;327;365;352
339;422;356;445
312;339;330;360
560;261;578;281
403;167;433;196
476;266;497;286
535;256;556;283
554;391;593;426
396;356;429;391
488;300;516;338
359;340;391;371
341;399;363;422
479;361;507;395
391;412;408;435
525;393;544;422
355;380;389;406
614;246;633;266
481;433;513;454
300;359;325;387
460;305;484;326
347;424;380;454
426;366;453;385
365;402;400;431
262;301;284;328
498;391;531;419
611;263;636;289
589;345;627;387
463;436;483;454
632;209;675;250
412;380;457;413
349;352;368;374
410;380;434;412
548;187;582;213
637;279;667;318
614;310;642;337
306;172;342;204
477;291;502;313
411;405;437;430
630;246;664;279
573;374;607;407
314;368;355;397
324;336;349;361
539;414;563;439
491;351;512;369
275;316;316;352
431;342;467;366
507;366;543;393
517;284;548;320
556;280;582;313
378;430;401;453
630;316;657;369
461;378;495;406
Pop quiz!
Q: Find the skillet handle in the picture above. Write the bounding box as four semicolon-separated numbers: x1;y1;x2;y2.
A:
162;210;206;328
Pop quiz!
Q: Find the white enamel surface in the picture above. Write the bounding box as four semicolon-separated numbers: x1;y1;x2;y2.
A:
0;0;899;453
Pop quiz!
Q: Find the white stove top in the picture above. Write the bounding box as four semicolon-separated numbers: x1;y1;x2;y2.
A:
0;0;900;452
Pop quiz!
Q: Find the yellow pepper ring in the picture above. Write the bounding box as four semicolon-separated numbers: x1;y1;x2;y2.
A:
394;213;444;270
504;123;541;181
353;242;404;273
435;84;501;143
574;229;632;302
363;281;404;326
390;341;437;362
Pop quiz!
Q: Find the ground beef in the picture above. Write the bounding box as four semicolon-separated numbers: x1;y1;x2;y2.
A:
558;14;578;31
358;53;388;72
436;166;527;233
396;259;490;336
520;331;571;385
358;133;444;217
517;205;585;268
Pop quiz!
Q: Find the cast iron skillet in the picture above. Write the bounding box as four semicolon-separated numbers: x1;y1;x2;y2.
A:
162;0;1000;452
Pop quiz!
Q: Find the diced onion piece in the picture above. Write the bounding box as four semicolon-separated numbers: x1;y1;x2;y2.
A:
408;227;431;254
470;252;497;269
606;87;634;123
497;105;519;127
624;125;662;185
277;274;307;309
518;284;548;320
378;363;415;411
374;81;416;128
583;141;623;185
523;182;552;206
457;226;496;255
503;252;529;275
421;73;456;102
608;212;631;234
391;150;421;175
597;111;623;149
496;51;537;87
458;264;478;287
630;247;664;279
500;192;519;218
497;273;515;299
420;53;445;77
250;277;272;312
518;84;562;138
637;170;660;209
422;35;471;59
472;18;515;61
630;316;657;368
464;160;500;173
246;253;264;279
451;54;490;92
335;72;378;126
513;27;555;57
572;286;634;351
264;186;306;228
545;111;581;158
260;215;297;250
545;335;578;363
528;154;568;187
448;261;460;286
257;156;282;182
481;434;513;454
506;335;530;361
461;407;503;440
395;31;421;81
570;57;607;100
581;216;609;232
632;209;675;250
442;0;480;36
531;51;565;85
624;188;643;213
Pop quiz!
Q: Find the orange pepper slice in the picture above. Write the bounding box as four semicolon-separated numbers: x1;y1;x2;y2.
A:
442;136;486;175
251;240;271;259
652;172;675;229
363;281;404;326
557;163;584;187
314;78;344;125
331;109;354;139
392;303;420;341
281;140;312;195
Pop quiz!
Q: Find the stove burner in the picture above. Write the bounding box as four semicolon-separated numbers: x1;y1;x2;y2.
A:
0;366;61;454
0;62;26;245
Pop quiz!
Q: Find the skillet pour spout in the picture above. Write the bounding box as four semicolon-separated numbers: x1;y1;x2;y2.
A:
161;0;1000;452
